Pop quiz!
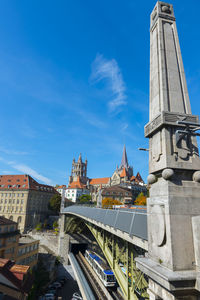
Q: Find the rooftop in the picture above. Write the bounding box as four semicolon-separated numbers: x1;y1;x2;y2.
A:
0;216;17;226
89;177;110;185
0;174;56;192
19;236;39;245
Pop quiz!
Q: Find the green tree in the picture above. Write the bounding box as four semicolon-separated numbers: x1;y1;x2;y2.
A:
35;223;42;231
53;220;58;229
78;194;91;203
49;194;61;214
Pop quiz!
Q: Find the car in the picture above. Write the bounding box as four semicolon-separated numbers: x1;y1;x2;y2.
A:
72;292;83;300
48;284;55;290
44;293;55;300
58;275;67;281
47;289;57;295
52;281;62;289
57;279;65;285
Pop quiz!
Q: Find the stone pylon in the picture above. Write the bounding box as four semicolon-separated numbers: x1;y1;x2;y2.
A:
136;2;200;299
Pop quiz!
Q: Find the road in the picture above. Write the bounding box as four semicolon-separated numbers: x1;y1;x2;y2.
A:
56;264;81;300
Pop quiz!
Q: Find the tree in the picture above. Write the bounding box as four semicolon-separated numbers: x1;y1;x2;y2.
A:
49;194;61;214
102;197;122;209
78;194;91;203
35;223;42;231
53;220;58;229
134;192;147;206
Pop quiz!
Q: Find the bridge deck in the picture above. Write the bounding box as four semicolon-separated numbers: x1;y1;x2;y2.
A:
63;206;148;249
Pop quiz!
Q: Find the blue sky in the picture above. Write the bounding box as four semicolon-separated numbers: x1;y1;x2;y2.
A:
0;0;200;186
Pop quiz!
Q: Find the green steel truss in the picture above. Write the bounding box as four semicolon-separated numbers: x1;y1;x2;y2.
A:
65;216;149;300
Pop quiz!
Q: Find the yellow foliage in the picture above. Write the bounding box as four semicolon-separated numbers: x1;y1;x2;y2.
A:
102;197;122;209
134;193;147;206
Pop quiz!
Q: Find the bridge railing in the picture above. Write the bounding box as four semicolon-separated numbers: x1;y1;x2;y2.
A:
63;206;147;241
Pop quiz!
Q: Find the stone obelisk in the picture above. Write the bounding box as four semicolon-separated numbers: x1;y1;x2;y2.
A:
136;2;200;299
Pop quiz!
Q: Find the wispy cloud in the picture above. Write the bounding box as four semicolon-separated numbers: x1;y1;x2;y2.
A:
77;109;107;129
0;157;53;185
0;146;28;156
91;54;127;111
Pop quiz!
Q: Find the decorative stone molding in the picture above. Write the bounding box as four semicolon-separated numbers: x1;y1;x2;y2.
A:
147;174;157;184
193;171;200;183
162;168;174;180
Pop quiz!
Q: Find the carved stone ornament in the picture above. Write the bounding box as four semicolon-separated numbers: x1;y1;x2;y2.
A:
193;171;200;183
161;5;171;14
151;205;166;247
162;168;174;180
147;174;157;184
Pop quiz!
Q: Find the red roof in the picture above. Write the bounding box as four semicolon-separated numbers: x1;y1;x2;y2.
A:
0;258;31;293
120;168;128;178
89;177;110;185
68;176;86;189
56;185;66;189
0;175;56;192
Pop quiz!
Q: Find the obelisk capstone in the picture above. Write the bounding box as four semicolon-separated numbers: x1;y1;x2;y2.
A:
136;2;200;299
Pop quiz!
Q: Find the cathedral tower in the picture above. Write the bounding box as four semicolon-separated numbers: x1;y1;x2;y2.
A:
69;154;88;185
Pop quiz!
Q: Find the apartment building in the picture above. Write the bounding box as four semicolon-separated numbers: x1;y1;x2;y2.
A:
16;237;39;268
0;217;39;270
0;175;56;232
0;217;20;261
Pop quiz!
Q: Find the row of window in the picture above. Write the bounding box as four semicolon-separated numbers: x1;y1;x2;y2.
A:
0;199;24;204
1;193;24;197
104;192;130;196
18;243;39;256
5;247;15;254
0;225;17;234
17;253;38;265
0;206;23;212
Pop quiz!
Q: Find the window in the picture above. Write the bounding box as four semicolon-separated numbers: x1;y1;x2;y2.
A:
17;216;22;223
16;206;18;212
12;199;15;204
21;193;24;197
20;207;23;212
21;199;24;204
9;199;11;204
5;199;7;204
17;199;19;204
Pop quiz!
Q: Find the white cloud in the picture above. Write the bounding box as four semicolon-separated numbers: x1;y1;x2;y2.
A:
10;163;53;185
91;54;127;111
0;157;53;185
0;146;28;155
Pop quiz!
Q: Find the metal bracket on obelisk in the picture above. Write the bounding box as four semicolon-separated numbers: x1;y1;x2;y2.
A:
175;120;200;146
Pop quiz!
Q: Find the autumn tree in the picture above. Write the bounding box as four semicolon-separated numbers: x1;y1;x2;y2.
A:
102;197;122;209
134;192;147;206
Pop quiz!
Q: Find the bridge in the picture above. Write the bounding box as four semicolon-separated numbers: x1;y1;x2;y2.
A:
59;1;200;299
59;206;149;300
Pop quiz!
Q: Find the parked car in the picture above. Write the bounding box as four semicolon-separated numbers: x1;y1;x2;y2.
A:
47;289;57;295
44;293;55;300
57;279;65;286
52;281;62;289
57;275;67;282
72;292;83;300
48;284;55;290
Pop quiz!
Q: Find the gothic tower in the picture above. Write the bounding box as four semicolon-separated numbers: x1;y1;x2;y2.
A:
69;154;88;185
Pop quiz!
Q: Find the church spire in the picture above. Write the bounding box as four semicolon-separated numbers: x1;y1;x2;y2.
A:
78;153;82;163
120;145;128;169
